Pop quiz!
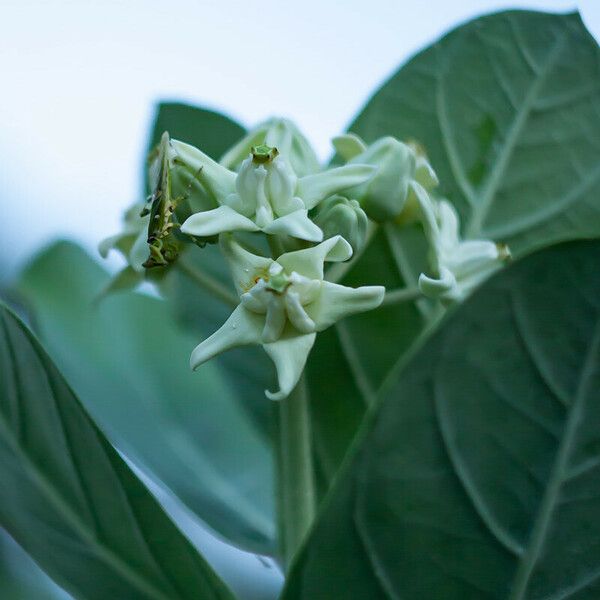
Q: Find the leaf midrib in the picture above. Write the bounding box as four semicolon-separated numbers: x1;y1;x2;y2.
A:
465;32;566;238
507;314;600;599
0;312;177;600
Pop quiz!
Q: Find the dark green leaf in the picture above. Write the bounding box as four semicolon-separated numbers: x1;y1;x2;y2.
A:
306;9;600;494
350;10;600;255
0;302;235;600
15;242;275;555
284;239;600;599
148;102;245;161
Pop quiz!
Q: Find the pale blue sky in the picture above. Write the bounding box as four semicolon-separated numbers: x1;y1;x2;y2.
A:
1;0;598;277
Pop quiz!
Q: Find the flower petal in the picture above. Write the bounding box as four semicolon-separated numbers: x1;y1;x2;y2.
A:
296;164;377;209
220;118;320;178
171;139;236;201
262;331;316;400
418;266;457;299
264;119;320;177
307;281;384;330
411;181;439;240
98;233;124;258
284;290;316;333
277;235;352;280
220;127;268;170
437;200;461;251
447;240;500;279
220;235;273;296
262;209;323;243
190;305;263;370
129;228;150;272
181;206;259;237
267;159;301;216
262;296;286;343
331;133;367;161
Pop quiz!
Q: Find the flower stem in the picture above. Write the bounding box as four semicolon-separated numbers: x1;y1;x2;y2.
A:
276;374;316;569
382;286;422;306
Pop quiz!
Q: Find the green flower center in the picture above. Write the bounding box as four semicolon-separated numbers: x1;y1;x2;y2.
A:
265;269;291;294
251;144;279;164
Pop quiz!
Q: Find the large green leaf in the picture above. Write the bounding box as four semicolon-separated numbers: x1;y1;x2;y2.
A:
305;9;600;493
283;238;600;599
350;10;600;254
15;242;275;555
0;303;235;600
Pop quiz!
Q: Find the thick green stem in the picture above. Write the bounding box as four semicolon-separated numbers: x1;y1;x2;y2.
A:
276;375;316;569
382;286;422;306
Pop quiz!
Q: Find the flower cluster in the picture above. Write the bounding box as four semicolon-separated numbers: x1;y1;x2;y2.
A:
100;118;510;399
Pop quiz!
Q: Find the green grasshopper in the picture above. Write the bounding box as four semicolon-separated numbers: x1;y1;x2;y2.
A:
140;136;180;269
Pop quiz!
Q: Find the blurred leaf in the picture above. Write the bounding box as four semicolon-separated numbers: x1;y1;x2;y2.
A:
0;302;235;600
284;238;600;599
15;242;275;555
164;242;276;442
306;9;600;494
0;529;70;599
148;102;245;161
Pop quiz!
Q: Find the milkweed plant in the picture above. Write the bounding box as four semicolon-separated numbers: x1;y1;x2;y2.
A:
2;9;600;600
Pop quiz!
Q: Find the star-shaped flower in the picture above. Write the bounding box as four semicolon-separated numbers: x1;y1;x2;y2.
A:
174;140;376;243
190;235;385;399
332;133;438;223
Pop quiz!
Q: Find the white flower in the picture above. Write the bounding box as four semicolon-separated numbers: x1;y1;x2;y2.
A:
415;187;510;302
332;134;438;223
174;139;376;243
220;117;320;177
190;235;385;400
314;195;368;253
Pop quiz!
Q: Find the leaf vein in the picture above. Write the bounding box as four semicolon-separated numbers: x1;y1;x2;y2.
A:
507;313;600;599
466;33;566;237
433;360;524;557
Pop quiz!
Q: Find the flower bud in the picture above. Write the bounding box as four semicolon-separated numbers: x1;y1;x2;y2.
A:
314;195;368;253
346;137;416;223
415;195;511;303
396;141;440;226
221;118;320;177
333;135;439;224
231;144;304;227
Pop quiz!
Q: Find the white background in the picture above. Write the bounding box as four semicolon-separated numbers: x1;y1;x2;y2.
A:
1;0;599;279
